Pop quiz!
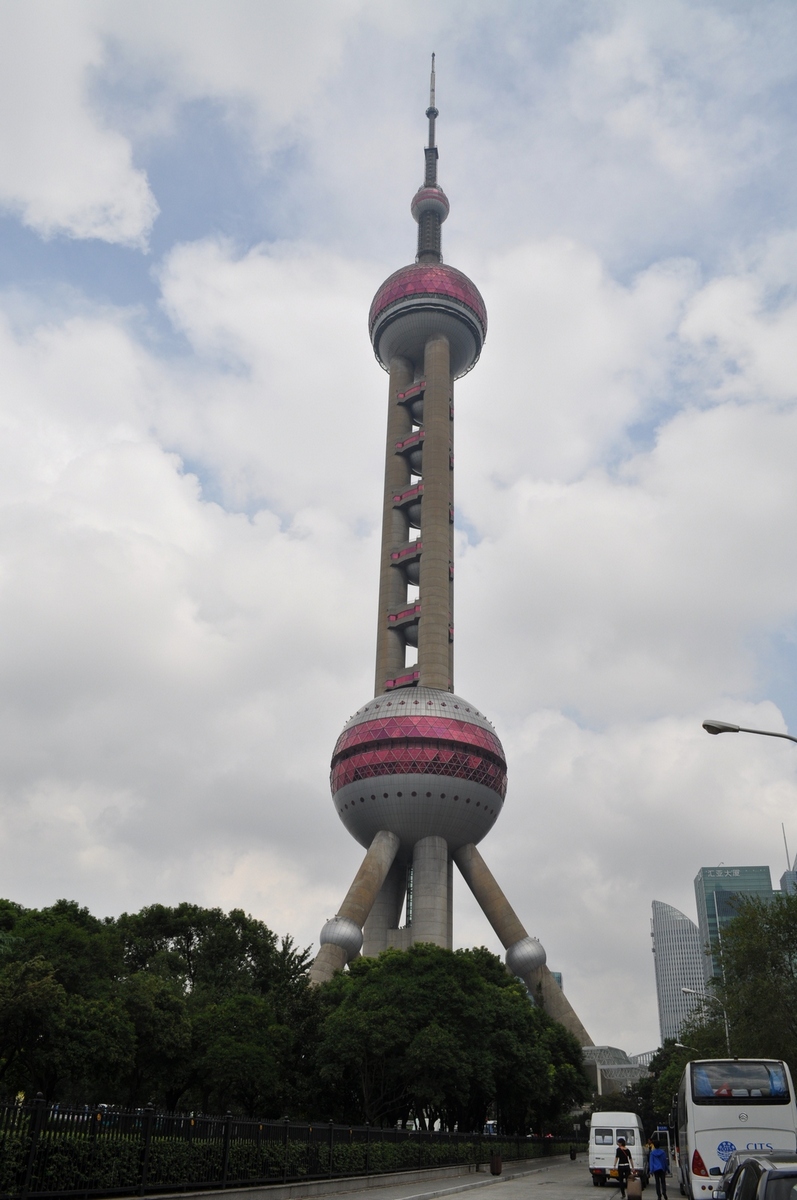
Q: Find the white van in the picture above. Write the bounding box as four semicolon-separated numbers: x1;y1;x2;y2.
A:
590;1112;649;1188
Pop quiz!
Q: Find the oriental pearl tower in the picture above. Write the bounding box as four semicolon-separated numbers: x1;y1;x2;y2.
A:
308;59;591;1046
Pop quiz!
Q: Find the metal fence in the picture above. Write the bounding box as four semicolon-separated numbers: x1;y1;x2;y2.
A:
0;1096;578;1200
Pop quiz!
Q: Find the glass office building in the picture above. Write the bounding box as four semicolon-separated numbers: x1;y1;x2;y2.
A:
694;866;773;983
780;869;797;895
651;901;706;1042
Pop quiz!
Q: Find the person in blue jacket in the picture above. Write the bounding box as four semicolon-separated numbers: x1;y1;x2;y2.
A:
648;1141;669;1199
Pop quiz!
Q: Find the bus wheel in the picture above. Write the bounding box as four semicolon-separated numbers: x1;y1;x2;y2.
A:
593;1178;601;1187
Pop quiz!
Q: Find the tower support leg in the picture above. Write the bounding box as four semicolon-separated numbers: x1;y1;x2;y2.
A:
362;858;407;957
411;835;451;948
453;843;593;1045
309;830;400;985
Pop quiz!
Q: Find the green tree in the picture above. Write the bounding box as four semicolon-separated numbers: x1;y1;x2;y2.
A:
315;943;588;1131
0;900;122;998
706;893;797;1070
116;904;310;1001
191;994;289;1115
0;956;66;1090
0;897;316;1113
121;972;191;1107
116;903;318;1113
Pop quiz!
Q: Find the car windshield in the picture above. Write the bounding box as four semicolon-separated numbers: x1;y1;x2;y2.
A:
691;1062;790;1105
764;1178;797;1200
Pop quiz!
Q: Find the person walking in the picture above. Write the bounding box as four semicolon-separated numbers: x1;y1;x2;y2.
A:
649;1141;669;1199
614;1137;635;1198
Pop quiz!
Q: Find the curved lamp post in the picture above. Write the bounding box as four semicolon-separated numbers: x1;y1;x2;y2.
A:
682;986;731;1056
702;719;797;744
699;717;797;1059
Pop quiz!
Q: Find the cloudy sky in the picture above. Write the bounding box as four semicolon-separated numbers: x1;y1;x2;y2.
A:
2;0;797;1056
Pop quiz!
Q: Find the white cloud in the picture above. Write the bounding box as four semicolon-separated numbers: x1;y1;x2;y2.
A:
0;4;157;244
680;236;797;402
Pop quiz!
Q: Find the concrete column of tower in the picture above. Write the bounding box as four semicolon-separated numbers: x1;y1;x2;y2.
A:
417;334;452;691
448;394;455;686
411;835;450;948
374;356;414;695
362;857;407;957
308;830;400;984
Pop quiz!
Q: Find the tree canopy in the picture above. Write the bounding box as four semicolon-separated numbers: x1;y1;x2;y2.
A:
687;892;797;1073
0;898;588;1131
315;942;588;1133
0;899;315;1113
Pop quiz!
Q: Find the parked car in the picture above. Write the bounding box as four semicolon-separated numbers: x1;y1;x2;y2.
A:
713;1152;797;1200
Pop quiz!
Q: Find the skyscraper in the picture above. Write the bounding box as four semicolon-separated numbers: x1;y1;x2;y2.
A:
781;869;797;895
307;61;592;1046
694;866;773;983
650;900;705;1042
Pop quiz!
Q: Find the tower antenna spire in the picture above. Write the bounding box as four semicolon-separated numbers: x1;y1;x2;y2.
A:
426;53;438;151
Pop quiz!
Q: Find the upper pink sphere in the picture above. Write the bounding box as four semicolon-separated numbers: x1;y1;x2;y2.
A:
411;186;450;223
369;263;487;337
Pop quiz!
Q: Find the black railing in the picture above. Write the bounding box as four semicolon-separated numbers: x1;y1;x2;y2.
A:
0;1096;580;1200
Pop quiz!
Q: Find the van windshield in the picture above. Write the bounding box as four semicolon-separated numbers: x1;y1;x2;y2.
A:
616;1130;636;1145
594;1130;614;1145
691;1062;790;1105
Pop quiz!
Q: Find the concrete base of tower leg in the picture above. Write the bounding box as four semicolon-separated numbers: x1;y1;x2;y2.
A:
386;927;413;949
523;964;594;1047
308;942;348;986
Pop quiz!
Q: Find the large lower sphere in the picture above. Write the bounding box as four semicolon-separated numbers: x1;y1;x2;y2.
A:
369;263;487;379
330;687;507;854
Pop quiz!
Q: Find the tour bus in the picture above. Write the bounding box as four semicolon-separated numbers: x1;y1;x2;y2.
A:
676;1060;797;1199
590;1112;649;1187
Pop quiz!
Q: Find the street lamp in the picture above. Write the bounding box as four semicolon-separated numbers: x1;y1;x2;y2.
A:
702;719;797;744
682;987;731;1056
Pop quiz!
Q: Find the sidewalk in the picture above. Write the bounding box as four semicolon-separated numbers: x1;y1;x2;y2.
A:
156;1152;585;1200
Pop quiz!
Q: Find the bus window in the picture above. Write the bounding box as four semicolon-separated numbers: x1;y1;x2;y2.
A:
691;1062;791;1105
616;1130;636;1145
594;1130;614;1145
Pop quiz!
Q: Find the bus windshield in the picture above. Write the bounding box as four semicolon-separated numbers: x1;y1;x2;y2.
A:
691;1061;790;1105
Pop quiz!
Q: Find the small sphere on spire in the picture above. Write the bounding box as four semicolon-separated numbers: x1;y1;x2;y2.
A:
411;186;449;224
